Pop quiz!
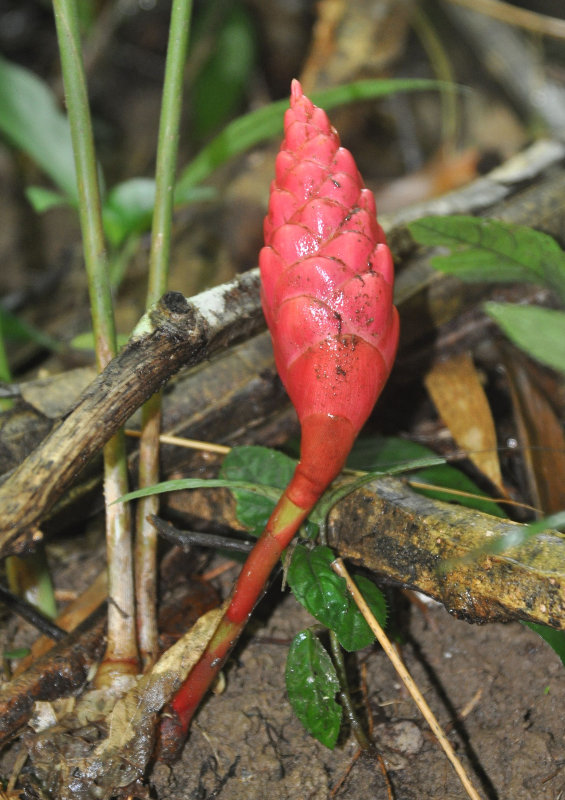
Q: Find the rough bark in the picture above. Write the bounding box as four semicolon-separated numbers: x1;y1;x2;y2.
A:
0;272;263;557
0;605;106;746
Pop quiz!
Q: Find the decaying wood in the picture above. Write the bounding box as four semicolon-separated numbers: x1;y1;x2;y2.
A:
0;604;106;746
327;477;565;630
161;477;565;631
0;271;263;557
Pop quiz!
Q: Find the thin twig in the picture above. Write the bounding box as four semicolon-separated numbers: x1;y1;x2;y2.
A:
150;515;254;553
0;584;66;641
126;428;231;455
331;558;484;800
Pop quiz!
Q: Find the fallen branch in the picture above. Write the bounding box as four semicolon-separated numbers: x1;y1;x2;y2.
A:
169;476;565;631
0;604;106;746
328;476;565;630
0;270;262;558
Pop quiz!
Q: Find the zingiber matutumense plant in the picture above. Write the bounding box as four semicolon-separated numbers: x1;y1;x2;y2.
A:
159;79;399;759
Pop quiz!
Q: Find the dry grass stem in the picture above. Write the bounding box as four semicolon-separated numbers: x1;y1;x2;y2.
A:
331;557;484;800
126;429;231;455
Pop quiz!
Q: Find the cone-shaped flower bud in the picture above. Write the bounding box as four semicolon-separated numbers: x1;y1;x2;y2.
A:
259;80;399;508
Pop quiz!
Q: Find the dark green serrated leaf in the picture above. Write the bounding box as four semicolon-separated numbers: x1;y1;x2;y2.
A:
285;629;341;748
407;216;565;304
522;621;565;668
288;545;386;651
219;446;296;535
485;302;565;374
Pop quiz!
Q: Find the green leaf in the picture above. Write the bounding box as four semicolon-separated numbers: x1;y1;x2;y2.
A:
285;629;341;748
25;186;70;213
522;621;565;668
102;178;156;247
485;302;565;374
2;648;30;660
118;476;281;506
310;454;446;527
407;216;565;304
346;436;505;517
176;78;442;201
191;4;257;141
219;445;296;536
0;56;77;202
288;545;386;651
70;331;129;351
0;307;63;353
102;178;216;246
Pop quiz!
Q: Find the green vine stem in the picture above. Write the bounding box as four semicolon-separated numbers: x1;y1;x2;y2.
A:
52;0;138;681
135;0;194;670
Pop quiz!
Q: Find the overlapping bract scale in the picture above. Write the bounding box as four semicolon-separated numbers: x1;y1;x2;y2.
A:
259;79;399;436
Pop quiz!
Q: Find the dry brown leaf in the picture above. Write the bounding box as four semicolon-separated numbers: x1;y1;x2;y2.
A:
502;346;565;514
26;603;226;800
300;0;411;91
424;352;504;491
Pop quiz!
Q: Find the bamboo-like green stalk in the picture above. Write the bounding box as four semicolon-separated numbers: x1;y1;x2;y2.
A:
52;0;139;681
135;0;194;669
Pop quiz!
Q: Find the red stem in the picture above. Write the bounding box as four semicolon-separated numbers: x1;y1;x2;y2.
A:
158;414;356;762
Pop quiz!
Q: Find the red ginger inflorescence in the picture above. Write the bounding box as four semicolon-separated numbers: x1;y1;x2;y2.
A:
159;82;399;760
260;79;399;508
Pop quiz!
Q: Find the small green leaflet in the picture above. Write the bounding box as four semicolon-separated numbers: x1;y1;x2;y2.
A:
522;621;565;668
219;446;318;538
285;629;341;749
102;179;215;247
407;215;565;304
25;186;70;213
484;302;565;374
219;445;294;536
2;647;30;660
287;545;387;652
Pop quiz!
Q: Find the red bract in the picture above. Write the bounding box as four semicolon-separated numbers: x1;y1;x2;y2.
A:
260;79;399;506
159;82;399;760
